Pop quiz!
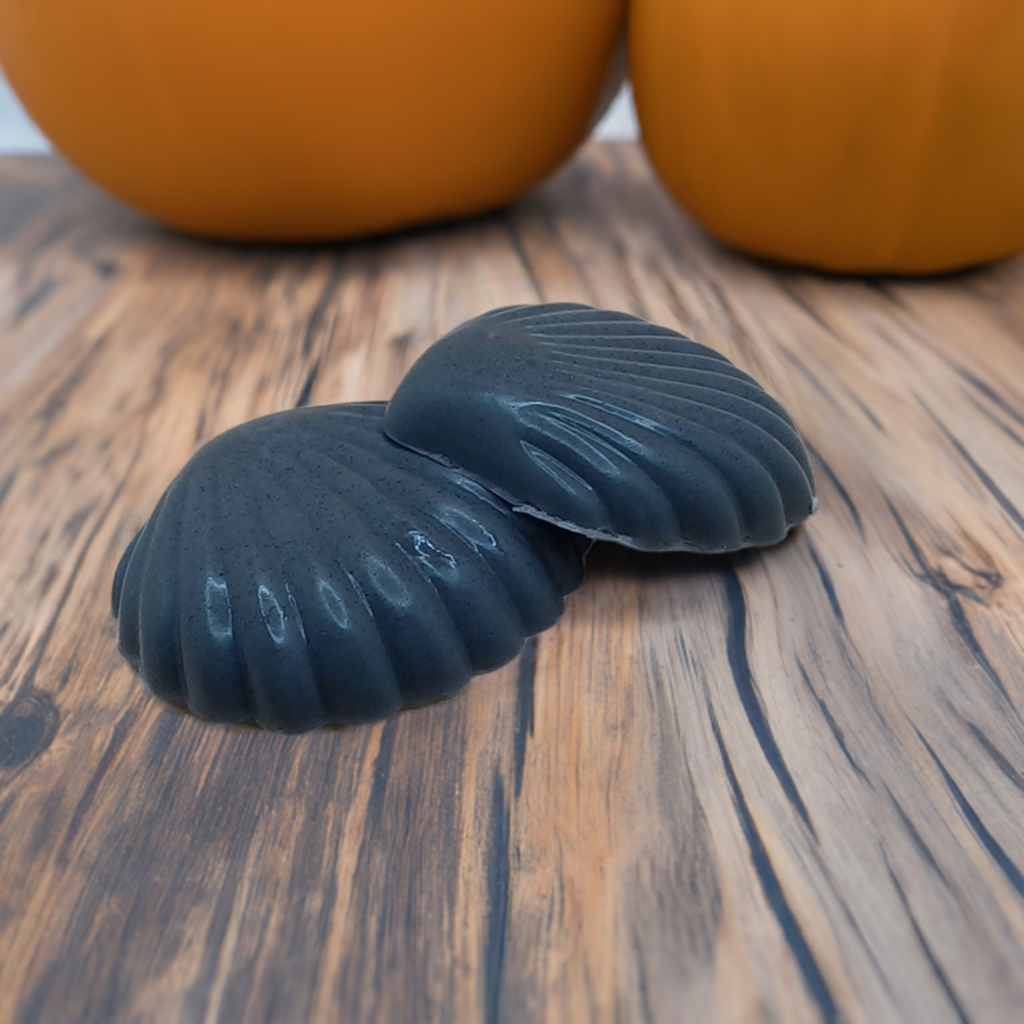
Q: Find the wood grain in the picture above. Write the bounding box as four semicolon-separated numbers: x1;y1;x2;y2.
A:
1;144;1023;1024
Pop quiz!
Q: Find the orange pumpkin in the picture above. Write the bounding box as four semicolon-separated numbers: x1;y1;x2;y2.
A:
630;0;1024;274
0;0;625;240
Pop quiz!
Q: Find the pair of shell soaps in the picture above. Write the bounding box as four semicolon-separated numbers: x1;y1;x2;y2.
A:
112;304;816;732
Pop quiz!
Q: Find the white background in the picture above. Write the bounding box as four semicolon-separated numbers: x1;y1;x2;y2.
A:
0;67;639;154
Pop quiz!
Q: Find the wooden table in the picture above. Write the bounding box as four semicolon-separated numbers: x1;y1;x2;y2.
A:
1;144;1023;1024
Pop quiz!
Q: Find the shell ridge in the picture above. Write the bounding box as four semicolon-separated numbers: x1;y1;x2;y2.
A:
114;511;159;665
288;436;459;519
522;401;750;540
252;452;456;669
257;444;418;545
476;304;540;323
279;439;476;567
520;440;598;495
389;536;510;675
207;469;271;725
559;381;812;494
417;505;529;636
539;346;745;377
490;305;634;327
251;449;384;572
423;490;584;617
112;527;143;618
259;446;479;699
193;469;254;722
520;406;680;542
533;329;722;345
546;360;798;431
562;383;812;500
551;393;787;539
532;328;708;345
213;463;331;730
540;345;755;379
141;485;187;694
566;380;813;496
244;462;330;724
237;458;406;710
175;473;207;713
520;405;634;474
136;482;193;702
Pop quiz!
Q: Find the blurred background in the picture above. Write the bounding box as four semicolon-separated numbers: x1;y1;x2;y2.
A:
0;67;47;151
0;67;639;153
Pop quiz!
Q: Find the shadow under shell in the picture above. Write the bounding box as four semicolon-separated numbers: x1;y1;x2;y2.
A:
112;402;589;733
384;303;817;552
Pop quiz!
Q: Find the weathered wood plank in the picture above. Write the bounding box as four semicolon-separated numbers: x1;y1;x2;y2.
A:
1;143;1023;1024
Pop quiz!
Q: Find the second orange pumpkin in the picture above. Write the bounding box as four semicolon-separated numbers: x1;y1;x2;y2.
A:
631;0;1024;274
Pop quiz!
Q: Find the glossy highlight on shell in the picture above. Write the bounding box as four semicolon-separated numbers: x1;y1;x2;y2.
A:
384;303;817;552
111;402;588;732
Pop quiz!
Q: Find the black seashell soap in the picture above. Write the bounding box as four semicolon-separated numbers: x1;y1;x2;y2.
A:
384;303;817;552
112;402;588;732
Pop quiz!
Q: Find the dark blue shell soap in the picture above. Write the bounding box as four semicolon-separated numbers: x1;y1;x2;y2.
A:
384;303;817;552
112;402;588;732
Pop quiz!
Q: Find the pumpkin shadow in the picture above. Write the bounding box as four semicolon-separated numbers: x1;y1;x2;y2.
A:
739;248;1011;285
142;196;517;261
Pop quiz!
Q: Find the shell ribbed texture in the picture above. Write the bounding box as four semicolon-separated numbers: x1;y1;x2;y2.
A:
112;402;588;732
384;304;817;552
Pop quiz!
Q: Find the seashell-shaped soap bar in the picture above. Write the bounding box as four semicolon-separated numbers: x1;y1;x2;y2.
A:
112;402;588;732
384;303;817;552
